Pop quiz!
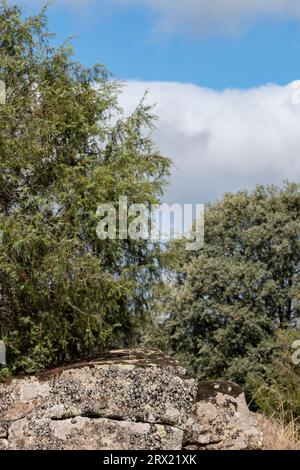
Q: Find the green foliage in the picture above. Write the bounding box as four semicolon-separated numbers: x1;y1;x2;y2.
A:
248;329;300;424
159;183;300;390
0;2;171;375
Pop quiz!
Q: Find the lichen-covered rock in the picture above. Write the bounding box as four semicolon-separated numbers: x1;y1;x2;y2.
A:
0;349;262;450
184;381;262;450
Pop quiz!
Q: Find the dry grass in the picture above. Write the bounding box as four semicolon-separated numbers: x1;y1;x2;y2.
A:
255;413;300;450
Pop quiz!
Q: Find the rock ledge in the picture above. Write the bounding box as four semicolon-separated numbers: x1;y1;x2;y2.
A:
0;349;262;450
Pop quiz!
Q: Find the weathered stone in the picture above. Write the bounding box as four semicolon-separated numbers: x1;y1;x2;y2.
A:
0;349;262;450
7;417;183;451
184;381;262;450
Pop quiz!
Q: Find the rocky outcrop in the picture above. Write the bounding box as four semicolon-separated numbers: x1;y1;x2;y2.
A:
0;349;262;450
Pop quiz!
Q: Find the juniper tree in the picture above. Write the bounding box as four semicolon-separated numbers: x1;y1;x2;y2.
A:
0;2;170;375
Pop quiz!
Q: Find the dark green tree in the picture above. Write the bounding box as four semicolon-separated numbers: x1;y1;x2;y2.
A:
162;183;300;387
0;2;170;375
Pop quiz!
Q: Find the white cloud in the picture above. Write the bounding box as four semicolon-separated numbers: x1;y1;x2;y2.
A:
114;0;300;35
119;80;300;204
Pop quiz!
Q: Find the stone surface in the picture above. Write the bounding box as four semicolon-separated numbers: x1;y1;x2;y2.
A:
0;349;262;450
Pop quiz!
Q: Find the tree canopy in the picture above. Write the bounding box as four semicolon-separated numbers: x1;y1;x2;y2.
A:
162;183;300;388
0;2;170;376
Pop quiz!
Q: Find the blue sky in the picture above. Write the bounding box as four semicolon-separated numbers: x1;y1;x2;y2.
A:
22;1;300;89
15;1;300;205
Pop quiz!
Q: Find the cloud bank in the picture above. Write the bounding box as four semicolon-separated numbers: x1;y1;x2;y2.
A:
119;81;300;204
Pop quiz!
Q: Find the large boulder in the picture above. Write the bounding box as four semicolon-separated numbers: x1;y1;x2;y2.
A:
0;349;262;450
